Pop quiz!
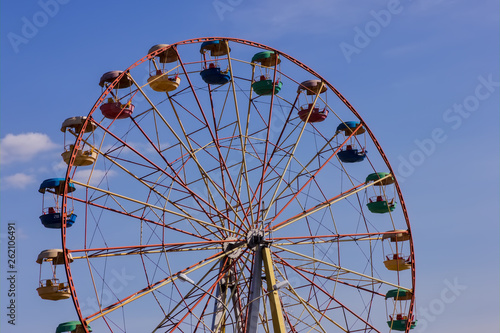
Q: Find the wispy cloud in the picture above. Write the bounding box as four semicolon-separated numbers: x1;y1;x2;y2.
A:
0;132;58;165
51;160;68;174
383;42;426;58
73;169;116;186
225;0;367;39
1;172;36;190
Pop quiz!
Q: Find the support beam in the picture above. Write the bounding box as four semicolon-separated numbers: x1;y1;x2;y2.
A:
211;261;227;332
246;246;263;333
262;246;286;333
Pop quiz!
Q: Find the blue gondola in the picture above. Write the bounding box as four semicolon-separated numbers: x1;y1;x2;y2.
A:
200;65;231;85
337;147;367;163
200;40;231;85
39;211;77;229
38;178;77;229
336;121;367;163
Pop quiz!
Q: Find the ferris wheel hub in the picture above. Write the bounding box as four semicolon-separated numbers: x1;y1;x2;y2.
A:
222;237;244;259
246;229;270;250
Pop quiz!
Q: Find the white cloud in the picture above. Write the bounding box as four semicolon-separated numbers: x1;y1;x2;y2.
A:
1;173;36;190
146;141;171;153
0;133;59;165
52;160;68;174
73;169;116;186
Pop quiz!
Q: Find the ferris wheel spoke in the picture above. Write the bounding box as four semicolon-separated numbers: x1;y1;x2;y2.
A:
71;179;237;237
155;250;250;332
249;99;303;223
238;103;300;225
271;232;384;244
266;252;344;332
283;289;341;333
126;74;248;233
68;240;231;259
72;195;218;242
224;64;280;224
131;78;223;212
175;51;253;231
273;249;385;297
91;119;248;237
273;245;409;291
226;48;259;228
251;53;282;223
162;93;224;222
238;67;260;226
206;83;234;226
162;104;250;233
273;253;381;333
84;249;227;324
251;140;315;221
266;123;366;225
263;94;300;164
155;259;223;331
73;136;219;232
269;181;372;233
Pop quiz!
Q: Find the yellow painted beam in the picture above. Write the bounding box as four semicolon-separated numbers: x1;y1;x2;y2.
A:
262;247;286;333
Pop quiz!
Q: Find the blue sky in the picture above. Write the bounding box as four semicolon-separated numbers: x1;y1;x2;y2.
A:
1;0;499;332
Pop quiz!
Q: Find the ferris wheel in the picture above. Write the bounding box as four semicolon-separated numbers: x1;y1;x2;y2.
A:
36;37;416;333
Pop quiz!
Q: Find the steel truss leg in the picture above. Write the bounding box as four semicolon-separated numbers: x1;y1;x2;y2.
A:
213;259;242;332
246;245;263;333
246;245;286;333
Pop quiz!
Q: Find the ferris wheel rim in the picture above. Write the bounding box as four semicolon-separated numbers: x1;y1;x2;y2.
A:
56;37;416;333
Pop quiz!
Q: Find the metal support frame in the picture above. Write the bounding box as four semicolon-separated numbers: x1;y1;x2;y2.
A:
262;246;286;333
246;245;263;333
